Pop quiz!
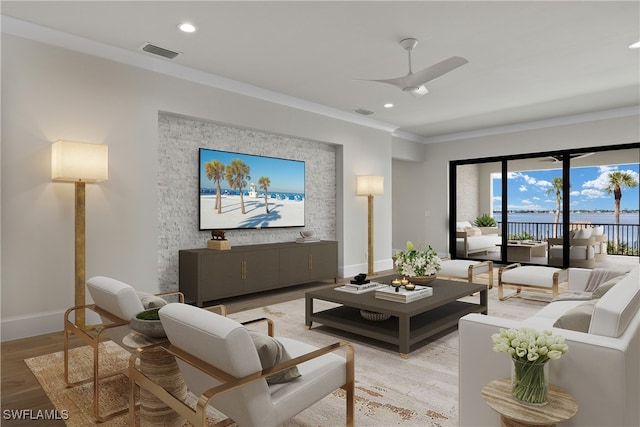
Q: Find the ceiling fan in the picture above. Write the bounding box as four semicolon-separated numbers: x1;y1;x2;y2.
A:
359;38;468;98
541;152;595;163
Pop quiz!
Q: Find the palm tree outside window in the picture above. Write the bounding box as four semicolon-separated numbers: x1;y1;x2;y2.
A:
604;171;638;251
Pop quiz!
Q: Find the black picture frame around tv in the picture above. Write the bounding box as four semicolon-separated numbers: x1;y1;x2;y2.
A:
199;148;305;230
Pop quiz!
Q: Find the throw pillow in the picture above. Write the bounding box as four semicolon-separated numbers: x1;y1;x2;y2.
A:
591;275;625;299
553;299;599;332
592;226;604;236
136;291;168;309
574;228;592;239
456;221;473;232
248;330;301;384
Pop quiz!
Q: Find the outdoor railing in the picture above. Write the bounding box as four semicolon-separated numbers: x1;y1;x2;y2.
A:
495;221;639;256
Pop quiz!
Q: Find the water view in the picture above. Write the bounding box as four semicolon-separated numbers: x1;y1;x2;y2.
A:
494;212;639;256
497;212;638;225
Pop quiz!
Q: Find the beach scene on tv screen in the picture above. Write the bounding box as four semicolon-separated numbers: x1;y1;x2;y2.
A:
199;149;305;229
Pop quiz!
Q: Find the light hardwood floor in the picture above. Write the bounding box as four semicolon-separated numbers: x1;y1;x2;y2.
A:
1;273;387;426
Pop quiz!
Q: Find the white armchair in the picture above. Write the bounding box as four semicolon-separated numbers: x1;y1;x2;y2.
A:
548;228;597;268
592;227;608;261
63;276;183;422
129;303;355;427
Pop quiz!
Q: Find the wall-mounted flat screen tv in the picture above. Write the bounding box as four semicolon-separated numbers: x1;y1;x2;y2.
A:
199;148;305;230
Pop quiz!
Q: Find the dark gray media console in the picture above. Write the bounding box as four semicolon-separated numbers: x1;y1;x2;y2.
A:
179;240;338;306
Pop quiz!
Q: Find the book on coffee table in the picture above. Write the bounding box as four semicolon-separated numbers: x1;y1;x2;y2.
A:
374;285;433;303
335;282;385;294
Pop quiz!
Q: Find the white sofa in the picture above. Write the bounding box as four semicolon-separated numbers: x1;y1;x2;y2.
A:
459;264;640;427
455;221;502;257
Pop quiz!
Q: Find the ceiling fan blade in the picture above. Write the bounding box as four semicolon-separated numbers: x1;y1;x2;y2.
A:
359;75;413;90
572;152;595;160
540;156;561;163
405;56;468;87
539;152;594;163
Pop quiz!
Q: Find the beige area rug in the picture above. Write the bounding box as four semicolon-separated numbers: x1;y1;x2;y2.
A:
25;287;545;427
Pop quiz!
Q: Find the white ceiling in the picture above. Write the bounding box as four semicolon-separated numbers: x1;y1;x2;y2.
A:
2;1;639;143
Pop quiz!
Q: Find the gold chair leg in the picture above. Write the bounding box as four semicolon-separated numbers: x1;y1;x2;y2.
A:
499;283;521;301
487;265;494;289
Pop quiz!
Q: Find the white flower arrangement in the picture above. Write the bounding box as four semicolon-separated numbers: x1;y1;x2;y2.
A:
491;327;569;404
491;327;568;363
394;241;442;277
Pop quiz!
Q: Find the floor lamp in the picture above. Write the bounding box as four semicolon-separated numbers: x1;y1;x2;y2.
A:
356;175;384;276
52;140;108;329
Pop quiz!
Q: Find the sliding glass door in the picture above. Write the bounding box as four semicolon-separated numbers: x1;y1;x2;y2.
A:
450;144;639;268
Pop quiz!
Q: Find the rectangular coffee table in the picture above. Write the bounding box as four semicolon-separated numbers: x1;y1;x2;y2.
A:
497;241;547;262
305;276;487;358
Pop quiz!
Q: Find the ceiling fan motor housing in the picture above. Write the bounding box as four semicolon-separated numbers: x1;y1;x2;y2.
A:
400;38;418;51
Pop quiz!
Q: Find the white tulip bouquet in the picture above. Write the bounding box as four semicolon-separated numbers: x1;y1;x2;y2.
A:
491;327;568;404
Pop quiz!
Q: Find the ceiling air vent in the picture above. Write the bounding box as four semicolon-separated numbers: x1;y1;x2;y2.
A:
354;108;374;116
140;42;180;60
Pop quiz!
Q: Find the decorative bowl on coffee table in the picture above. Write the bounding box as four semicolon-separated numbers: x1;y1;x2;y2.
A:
410;275;436;285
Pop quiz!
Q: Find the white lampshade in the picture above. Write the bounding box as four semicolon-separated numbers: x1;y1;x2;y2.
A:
356;175;384;196
51;140;108;182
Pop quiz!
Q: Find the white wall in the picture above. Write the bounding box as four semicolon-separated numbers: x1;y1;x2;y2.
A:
3;31;637;341
391;159;428;253
1;34;394;340
392;116;640;256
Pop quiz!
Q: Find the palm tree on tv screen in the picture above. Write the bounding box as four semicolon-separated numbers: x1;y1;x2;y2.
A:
604;171;638;249
258;176;271;213
225;159;251;214
205;160;225;214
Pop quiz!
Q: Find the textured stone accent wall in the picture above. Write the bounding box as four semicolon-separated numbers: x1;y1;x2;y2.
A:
456;163;479;223
157;112;336;291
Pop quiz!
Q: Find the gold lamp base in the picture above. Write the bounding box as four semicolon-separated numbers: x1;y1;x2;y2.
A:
75;181;86;329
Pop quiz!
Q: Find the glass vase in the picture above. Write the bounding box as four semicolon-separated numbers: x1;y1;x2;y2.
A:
511;358;549;405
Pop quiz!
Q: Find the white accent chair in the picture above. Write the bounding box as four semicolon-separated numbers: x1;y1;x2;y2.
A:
438;258;494;288
129;303;355;427
591;226;608;261
548;227;598;268
63;276;183;422
498;264;568;301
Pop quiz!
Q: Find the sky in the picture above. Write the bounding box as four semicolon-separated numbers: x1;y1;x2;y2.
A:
492;163;640;211
199;148;305;194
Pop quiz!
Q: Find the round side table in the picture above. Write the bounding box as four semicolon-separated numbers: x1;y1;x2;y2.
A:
481;378;578;427
124;332;187;427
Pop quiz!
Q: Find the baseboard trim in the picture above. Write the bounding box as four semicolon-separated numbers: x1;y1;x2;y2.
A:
1;309;101;342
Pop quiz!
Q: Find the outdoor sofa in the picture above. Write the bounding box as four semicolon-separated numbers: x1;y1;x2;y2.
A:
455;221;502;258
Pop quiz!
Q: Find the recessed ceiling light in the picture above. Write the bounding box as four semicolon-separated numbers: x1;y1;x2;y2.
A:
629;41;640;49
178;22;197;33
384;103;394;108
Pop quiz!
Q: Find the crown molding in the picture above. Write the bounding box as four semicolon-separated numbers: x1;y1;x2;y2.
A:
1;15;401;136
421;106;640;144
